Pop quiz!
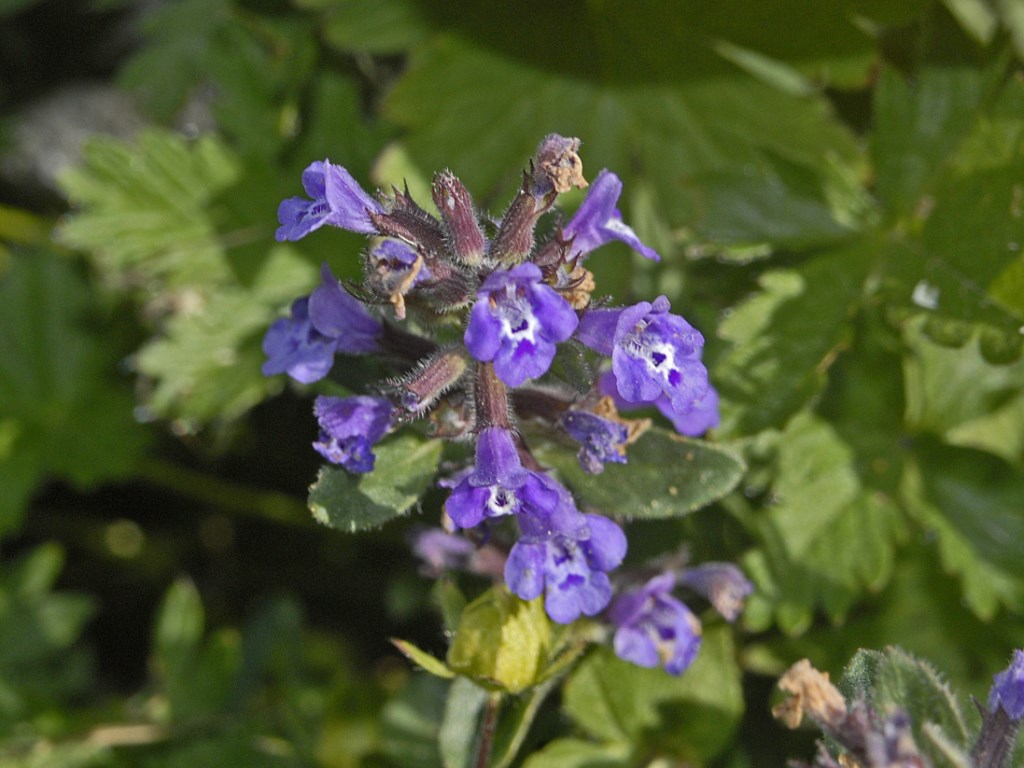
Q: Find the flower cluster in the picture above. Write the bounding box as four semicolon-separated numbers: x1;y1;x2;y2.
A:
263;135;737;671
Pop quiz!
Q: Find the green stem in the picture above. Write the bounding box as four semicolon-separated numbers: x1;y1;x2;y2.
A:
490;678;560;768
137;458;310;526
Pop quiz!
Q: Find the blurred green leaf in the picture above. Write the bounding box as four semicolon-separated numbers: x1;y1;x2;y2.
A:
536;427;744;521
385;31;860;248
308;432;443;532
522;739;631;768
57;130;240;289
380;675;447;768
134;247;315;423
562;625;742;763
310;0;429;54
873;46;1024;359
438;677;488;768
0;546;95;727
716;246;873;435
0;249;147;532
902;438;1024;619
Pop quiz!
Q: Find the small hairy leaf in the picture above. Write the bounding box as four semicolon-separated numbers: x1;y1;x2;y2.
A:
308;433;443;532
536;427;744;520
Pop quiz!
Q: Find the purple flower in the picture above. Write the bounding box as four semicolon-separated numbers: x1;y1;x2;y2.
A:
261;297;338;384
262;265;382;383
680;562;753;622
600;372;721;437
276;160;383;242
312;395;393;473
608;573;701;675
990;650;1024;720
562;170;659;261
444;427;529;528
561;409;629;474
444;428;589;537
464;264;578;387
308;264;382;354
505;513;627;624
579;296;708;415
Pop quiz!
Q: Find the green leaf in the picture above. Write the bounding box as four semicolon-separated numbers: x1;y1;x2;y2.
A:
392;639;455;679
562;624;743;764
716;245;873;435
901;438;1024;618
0;249;147;532
840;647;971;768
308;432;444;532
535;427;743;521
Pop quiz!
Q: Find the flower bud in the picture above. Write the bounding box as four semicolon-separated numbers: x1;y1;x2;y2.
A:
489;184;538;264
447;587;551;694
433;170;486;266
395;348;470;414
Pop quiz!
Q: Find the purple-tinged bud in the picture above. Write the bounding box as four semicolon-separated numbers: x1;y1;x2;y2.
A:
433;170;487;266
562;169;659;261
308;264;383;353
531;134;587;199
972;651;1024;768
368;205;447;259
608;572;701;675
276;161;383;241
465;264;578;387
505;512;627;624
561;397;647;475
395;349;470;415
367;239;432;319
990;651;1024;721
261;297;337;384
680;562;753;622
312;395;393;473
490;184;538;263
578;296;708;416
409;527;477;577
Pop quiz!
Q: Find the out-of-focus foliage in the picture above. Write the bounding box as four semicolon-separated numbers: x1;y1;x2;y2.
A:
1;0;1023;765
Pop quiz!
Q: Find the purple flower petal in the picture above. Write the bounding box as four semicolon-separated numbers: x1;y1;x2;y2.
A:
608;572;701;675
275;161;383;241
308;264;382;353
465;264;578;387
610;296;708;415
323;161;384;234
505;510;625;624
990;649;1024;720
312;395;393;473
261;297;337;383
562;409;630;474
562;170;659;261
